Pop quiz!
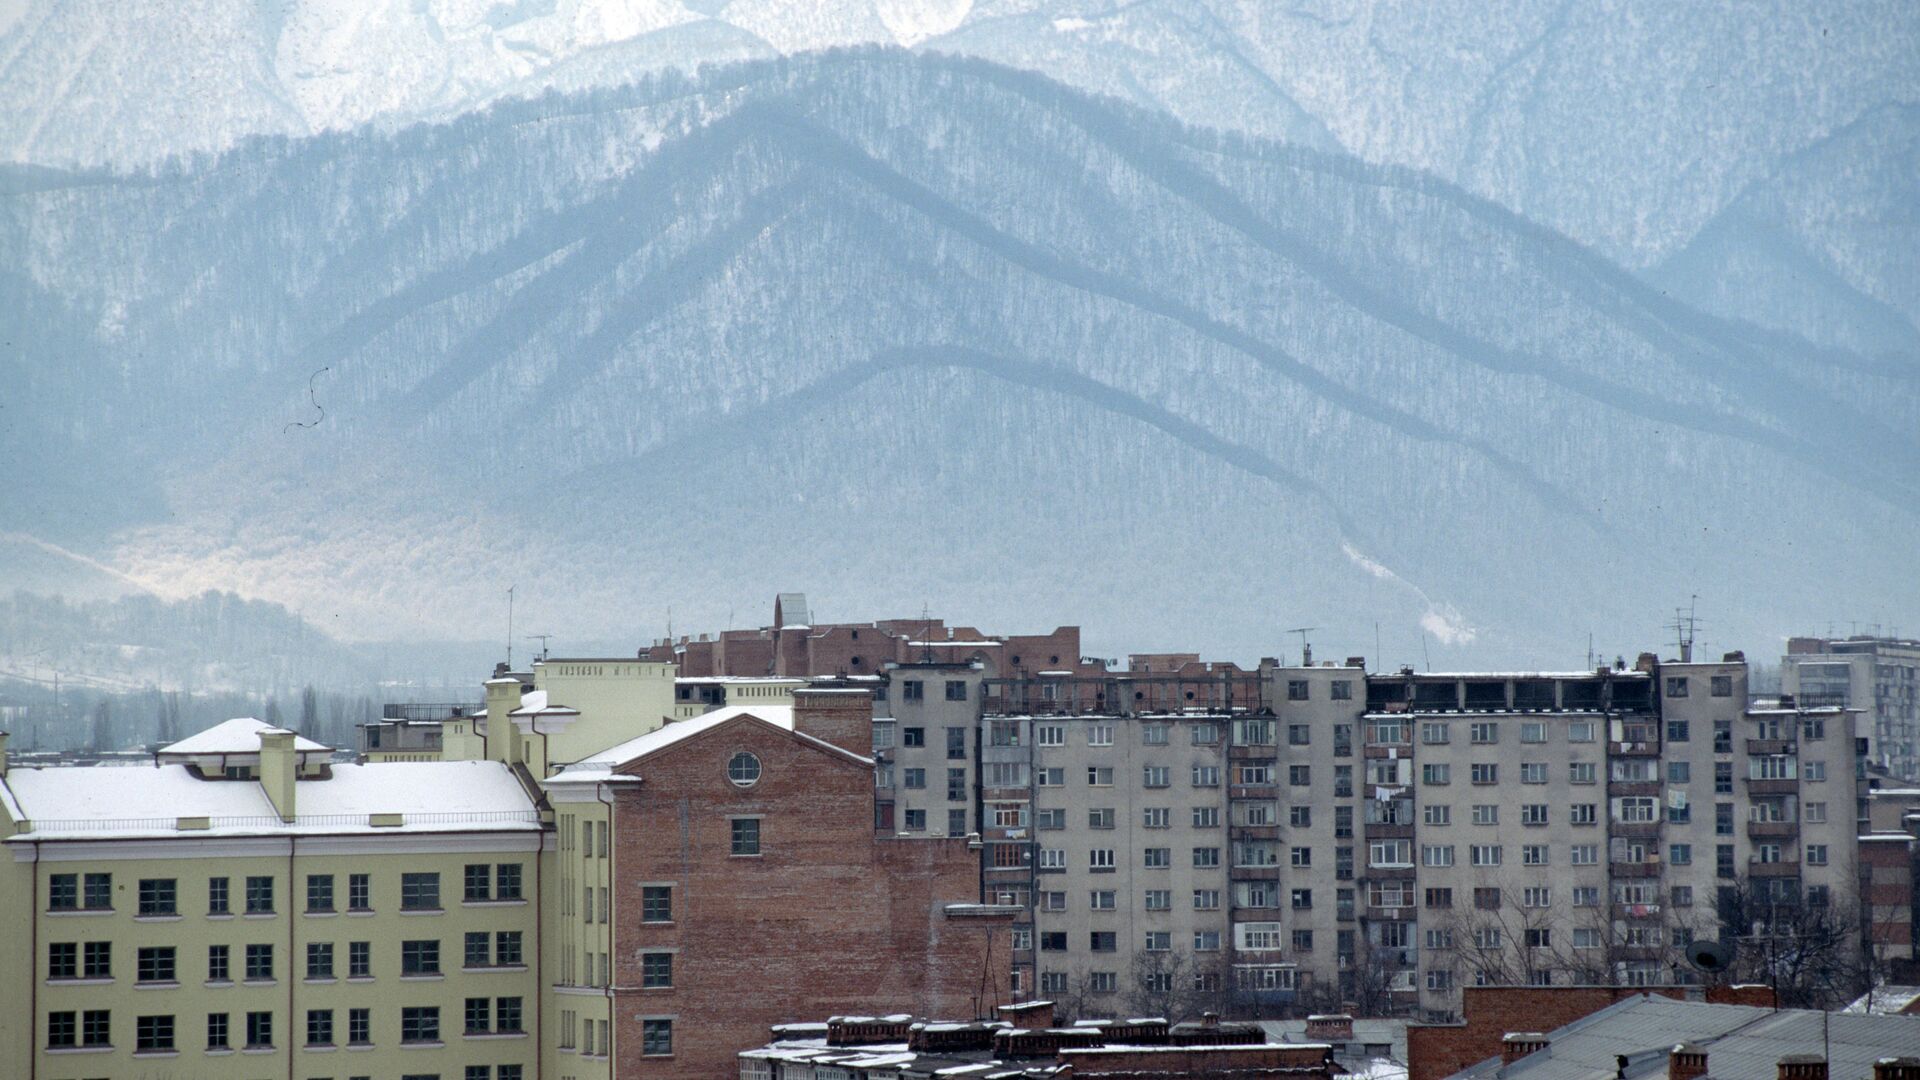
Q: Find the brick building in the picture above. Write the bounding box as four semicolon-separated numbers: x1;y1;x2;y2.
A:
542;688;1016;1079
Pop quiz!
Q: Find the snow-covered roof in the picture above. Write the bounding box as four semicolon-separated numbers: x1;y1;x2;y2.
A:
546;704;870;785
508;690;578;716
5;760;540;839
160;717;330;755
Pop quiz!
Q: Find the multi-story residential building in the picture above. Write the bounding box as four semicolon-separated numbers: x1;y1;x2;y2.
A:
0;717;545;1080
958;653;1865;1022
873;661;987;837
1784;635;1920;781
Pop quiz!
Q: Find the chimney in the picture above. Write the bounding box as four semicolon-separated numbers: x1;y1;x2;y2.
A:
996;1000;1056;1029
259;728;297;823
792;688;874;758
1669;1043;1709;1080
1502;1033;1549;1065
1778;1055;1828;1080
484;678;523;766
1635;652;1658;673
1876;1059;1920;1080
1304;1014;1354;1042
0;729;9;778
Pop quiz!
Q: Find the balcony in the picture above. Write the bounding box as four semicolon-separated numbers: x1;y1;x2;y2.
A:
1612;902;1662;919
1611;821;1661;839
1229;865;1281;882
1747;820;1799;839
1228;745;1277;761
1747;738;1796;756
1746;778;1798;796
1610;859;1663;878
1610;740;1660;757
1364;865;1417;880
1231;825;1281;841
1363;744;1410;759
1749;858;1801;879
1364;823;1415;840
1607;781;1660;797
1229;785;1277;801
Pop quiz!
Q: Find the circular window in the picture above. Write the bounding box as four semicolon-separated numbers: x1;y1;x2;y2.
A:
727;751;762;787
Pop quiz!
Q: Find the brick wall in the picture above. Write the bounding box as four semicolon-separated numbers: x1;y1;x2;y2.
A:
793;687;877;758
609;715;1008;1078
1407;985;1773;1080
1061;1043;1333;1077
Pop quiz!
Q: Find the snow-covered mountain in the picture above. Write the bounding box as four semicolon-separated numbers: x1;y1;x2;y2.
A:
4;0;1916;272
5;53;1915;665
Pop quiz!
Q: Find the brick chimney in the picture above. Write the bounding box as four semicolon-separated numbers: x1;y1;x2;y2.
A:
1877;1061;1920;1080
792;688;874;759
997;1000;1056;1029
1502;1033;1549;1065
1778;1055;1828;1080
1669;1043;1709;1080
1305;1014;1354;1042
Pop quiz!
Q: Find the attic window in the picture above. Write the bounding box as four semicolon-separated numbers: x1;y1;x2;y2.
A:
727;752;762;788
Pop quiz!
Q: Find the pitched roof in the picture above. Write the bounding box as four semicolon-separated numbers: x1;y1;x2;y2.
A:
546;705;869;785
1449;994;1920;1080
160;717;330;754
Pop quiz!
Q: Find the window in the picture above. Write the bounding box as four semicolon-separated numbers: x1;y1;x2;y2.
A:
640;952;674;989
1141;722;1169;745
1422;844;1455;867
401;939;439;976
947;727;966;759
1090;890;1116;910
1040;931;1067;951
80;940;109;978
1522;885;1551;909
1426;887;1453;909
1570;762;1597;784
307;1008;333;1046
307;873;335;912
1522;804;1549;826
348;941;370;978
1807;844;1829;866
1805;761;1827;781
1192;930;1220;951
465;997;491;1034
137;946;177;983
346;873;370;911
947;769;967;801
642;1018;673;1056
945;680;967;701
1471;804;1497;826
1568;719;1596;742
1290;888;1312;910
1142;806;1171;829
1370;839;1411;867
1143;847;1171;868
1288;680;1310;700
1090;849;1117;871
1332;680;1353;700
401;1006;440;1044
1288;723;1310;746
1711;674;1733;696
138;877;177;916
1667;719;1690;742
246;1010;273;1049
400;873;439;911
903;726;925;746
1192;765;1220;787
205;943;229;982
1470;722;1499;744
244;943;274;981
1193;889;1221;910
1087;766;1114;786
1191;723;1221;745
1673;885;1694;907
949;808;968;834
208;875;230;914
303;941;334;980
1334;765;1353;797
1289;764;1312;786
1039;848;1066;871
1670;843;1692;865
731;818;761;856
245;875;274;914
904;767;926;789
136;1012;174;1052
1192;847;1220;868
1424;804;1451;826
1142;765;1170;787
1666;676;1689;698
1521;721;1547;743
495;864;522;901
1192;805;1220;828
1806;802;1827;824
48;941;77;979
1144;889;1171;910
1473;888;1501;912
1088;724;1114;746
1143;930;1171;952
496;931;523;967
1471;763;1497;784
1036;724;1064;747
1088;808;1115;829
465;932;491;969
1520;762;1548;784
1802;716;1825;740
903;809;926;831
1573;886;1600;907
1291;847;1313;867
1470;845;1502;866
1570;803;1597;825
1422;721;1450;745
76;872;112;910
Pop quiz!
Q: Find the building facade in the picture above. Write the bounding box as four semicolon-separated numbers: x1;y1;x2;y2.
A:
1784;635;1920;782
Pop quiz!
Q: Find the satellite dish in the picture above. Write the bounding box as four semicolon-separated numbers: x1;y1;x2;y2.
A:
1686;940;1734;974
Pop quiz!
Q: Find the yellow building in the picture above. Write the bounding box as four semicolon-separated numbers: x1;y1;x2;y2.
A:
0;718;545;1080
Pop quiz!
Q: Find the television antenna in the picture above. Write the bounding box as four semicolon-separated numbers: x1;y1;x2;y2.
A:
1286;627;1318;667
529;634;553;662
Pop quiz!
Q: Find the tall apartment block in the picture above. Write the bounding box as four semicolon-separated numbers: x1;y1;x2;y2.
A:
1784;635;1920;781
896;652;1866;1022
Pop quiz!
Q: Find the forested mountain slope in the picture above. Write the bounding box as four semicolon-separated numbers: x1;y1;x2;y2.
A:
4;53;1915;664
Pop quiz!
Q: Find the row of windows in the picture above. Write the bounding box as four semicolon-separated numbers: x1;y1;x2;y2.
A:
46;933;525;982
48;867;520;915
48;1005;529;1051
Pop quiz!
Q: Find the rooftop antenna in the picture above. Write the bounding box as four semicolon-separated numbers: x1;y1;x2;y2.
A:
529;634;553;662
1670;596;1700;662
1286;627;1317;667
506;584;515;669
922;601;935;663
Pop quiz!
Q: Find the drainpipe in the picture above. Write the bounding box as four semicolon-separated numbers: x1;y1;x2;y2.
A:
29;838;39;1080
597;780;618;1072
535;828;545;1080
287;835;296;1080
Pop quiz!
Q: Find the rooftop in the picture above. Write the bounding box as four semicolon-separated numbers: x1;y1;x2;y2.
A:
159;716;330;755
544;704;871;786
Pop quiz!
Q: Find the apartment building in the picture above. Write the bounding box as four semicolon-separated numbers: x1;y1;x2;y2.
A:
1784;635;1920;781
0;718;544;1080
958;654;1866;1022
540;688;1014;1079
